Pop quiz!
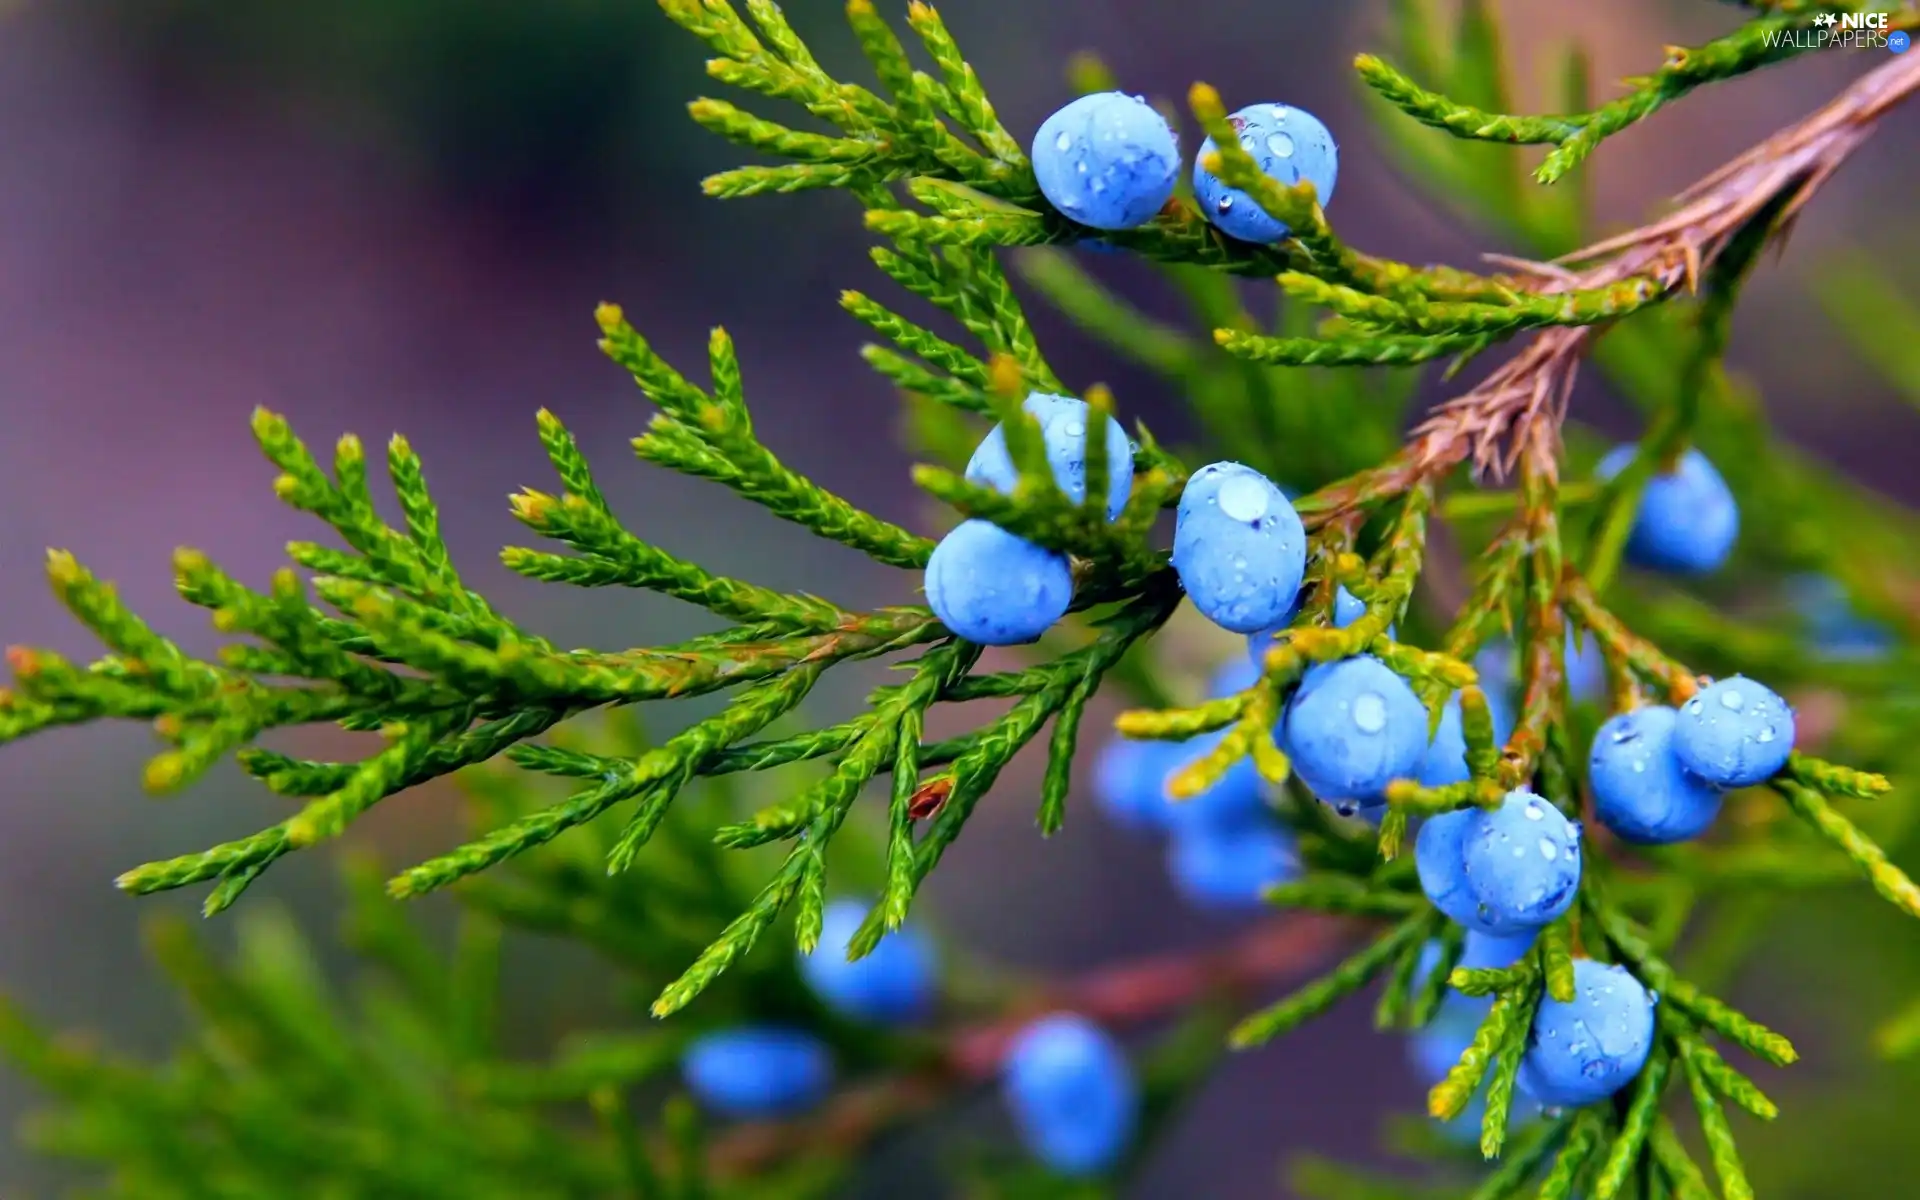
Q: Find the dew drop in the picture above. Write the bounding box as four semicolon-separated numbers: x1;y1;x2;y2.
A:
1269;105;1289;121
1686;698;1704;715
1054;131;1073;152
1609;726;1641;746
1513;847;1526;859
1216;196;1234;214
1756;726;1776;744
1352;693;1387;734
1267;132;1296;159
1631;760;1646;773
1539;837;1558;861
1061;419;1085;439
1217;474;1272;522
1719;688;1746;711
1524;802;1545;821
1076;161;1088;173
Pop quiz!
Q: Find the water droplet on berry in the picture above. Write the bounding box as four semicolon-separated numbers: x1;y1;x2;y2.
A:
1524;802;1544;821
1609;726;1640;745
1217;474;1271;522
1076;161;1088;173
1054;131;1073;152
1216;195;1234;214
1539;837;1558;861
1267;132;1296;159
1719;688;1745;711
1756;726;1775;744
1269;105;1289;121
1686;698;1704;715
1352;693;1387;733
1631;760;1645;773
1061;419;1085;439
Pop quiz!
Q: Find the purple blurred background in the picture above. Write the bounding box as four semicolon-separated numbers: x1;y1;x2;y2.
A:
2;0;1916;1193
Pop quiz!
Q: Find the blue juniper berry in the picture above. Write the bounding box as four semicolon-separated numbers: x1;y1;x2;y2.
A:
1032;92;1180;231
1192;103;1339;243
1172;462;1308;634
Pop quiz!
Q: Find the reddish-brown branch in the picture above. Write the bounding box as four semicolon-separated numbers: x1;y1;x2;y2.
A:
708;914;1359;1174
1418;50;1919;479
1295;50;1920;520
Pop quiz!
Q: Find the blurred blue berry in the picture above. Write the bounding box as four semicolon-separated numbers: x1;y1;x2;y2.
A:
1475;632;1603;703
1565;631;1605;701
1173;462;1307;633
1163;727;1269;832
1091;736;1185;832
798;898;937;1025
1283;656;1427;807
1412;929;1537;1025
1520;960;1656;1108
1208;654;1262;699
1418;791;1581;935
1597;445;1739;574
1407;1018;1541;1143
924;519;1072;645
967;392;1135;519
1672;675;1794;788
1167;817;1298;912
1032;92;1180;231
682;1026;834;1119
1408;1017;1474;1087
1192;103;1338;243
1418;687;1515;788
1590;706;1723;844
1789;574;1891;660
1002;1013;1138;1176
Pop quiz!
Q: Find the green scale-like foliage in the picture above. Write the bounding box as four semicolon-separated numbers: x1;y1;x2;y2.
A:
4;0;1920;1196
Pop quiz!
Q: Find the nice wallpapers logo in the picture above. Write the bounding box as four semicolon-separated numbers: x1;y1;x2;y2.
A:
1767;11;1912;53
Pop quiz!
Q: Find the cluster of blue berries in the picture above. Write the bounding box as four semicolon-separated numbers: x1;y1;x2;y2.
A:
1097;456;1513;835
924;392;1134;645
1411;807;1658;1114
1094;657;1301;912
1590;676;1795;845
1031;92;1337;243
678;899;1140;1176
1171;461;1457;819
